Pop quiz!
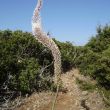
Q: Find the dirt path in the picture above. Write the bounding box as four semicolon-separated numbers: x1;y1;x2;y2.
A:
16;69;106;110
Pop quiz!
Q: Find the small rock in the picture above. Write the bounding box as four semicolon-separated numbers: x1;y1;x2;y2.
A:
79;107;86;110
82;91;88;96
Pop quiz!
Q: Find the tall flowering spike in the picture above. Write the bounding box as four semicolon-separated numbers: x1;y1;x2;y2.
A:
32;0;42;35
32;0;61;84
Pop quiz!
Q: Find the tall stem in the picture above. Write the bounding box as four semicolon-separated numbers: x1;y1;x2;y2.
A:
32;0;61;84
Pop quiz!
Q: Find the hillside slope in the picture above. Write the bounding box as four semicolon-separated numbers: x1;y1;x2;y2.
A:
16;69;106;110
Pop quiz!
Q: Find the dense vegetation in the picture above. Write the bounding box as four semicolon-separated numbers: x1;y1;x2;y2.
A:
0;30;76;95
75;25;110;104
76;25;110;90
0;25;110;102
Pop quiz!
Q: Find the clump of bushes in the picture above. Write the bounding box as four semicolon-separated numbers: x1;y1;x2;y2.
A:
76;78;96;92
0;30;54;94
86;25;110;53
0;25;110;102
75;25;110;90
0;30;76;95
74;25;110;106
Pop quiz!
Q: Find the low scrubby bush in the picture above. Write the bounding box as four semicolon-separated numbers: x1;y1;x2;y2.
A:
0;30;53;94
0;30;76;95
75;25;110;90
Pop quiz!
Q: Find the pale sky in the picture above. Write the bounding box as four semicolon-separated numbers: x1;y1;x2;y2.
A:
0;0;110;45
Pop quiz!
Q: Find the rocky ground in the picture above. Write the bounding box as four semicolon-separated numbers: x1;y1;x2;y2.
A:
15;69;106;110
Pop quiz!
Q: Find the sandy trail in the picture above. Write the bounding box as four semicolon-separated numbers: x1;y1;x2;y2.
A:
16;69;105;110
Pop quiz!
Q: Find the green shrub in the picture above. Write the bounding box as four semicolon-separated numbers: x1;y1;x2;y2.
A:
0;30;53;94
75;25;110;90
76;78;96;92
86;25;110;53
1;30;76;94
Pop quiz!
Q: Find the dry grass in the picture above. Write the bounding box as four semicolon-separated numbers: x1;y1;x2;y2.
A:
16;69;106;110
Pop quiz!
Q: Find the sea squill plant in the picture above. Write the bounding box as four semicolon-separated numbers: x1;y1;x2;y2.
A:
32;0;61;84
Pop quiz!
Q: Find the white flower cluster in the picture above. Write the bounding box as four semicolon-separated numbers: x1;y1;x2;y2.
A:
32;0;61;84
